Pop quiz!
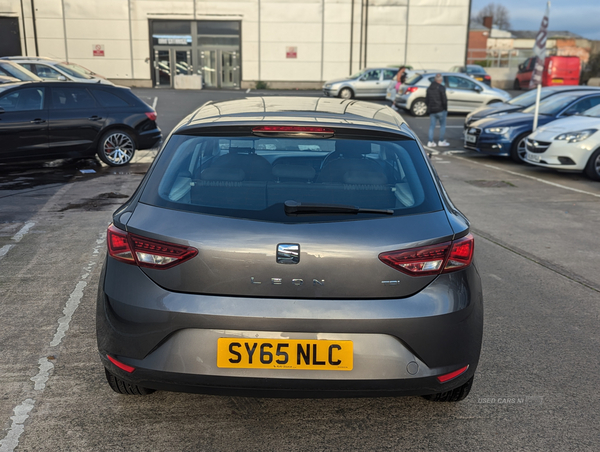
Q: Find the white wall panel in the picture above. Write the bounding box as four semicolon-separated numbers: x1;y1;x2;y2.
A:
33;0;64;19
36;38;67;60
409;5;467;26
261;42;322;63
64;0;128;20
407;24;465;45
65;19;131;41
130;0;193;20
130;20;150;41
261;61;321;81
35;18;67;39
242;60;259;80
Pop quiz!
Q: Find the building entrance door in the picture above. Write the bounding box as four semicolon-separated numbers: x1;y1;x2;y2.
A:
153;49;192;88
199;49;239;88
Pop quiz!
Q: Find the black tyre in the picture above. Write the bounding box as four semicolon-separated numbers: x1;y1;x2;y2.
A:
510;132;530;163
513;78;521;90
97;129;136;166
410;98;428;117
339;87;353;100
104;368;155;396
584;148;600;181
423;376;473;402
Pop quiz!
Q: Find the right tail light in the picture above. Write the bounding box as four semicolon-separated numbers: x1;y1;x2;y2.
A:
379;234;474;276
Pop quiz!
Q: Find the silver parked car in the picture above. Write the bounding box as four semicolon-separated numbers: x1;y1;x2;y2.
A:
97;96;483;401
323;68;399;99
1;56;112;84
394;72;511;116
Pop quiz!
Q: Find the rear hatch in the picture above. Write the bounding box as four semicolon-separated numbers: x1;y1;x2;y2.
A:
125;129;458;299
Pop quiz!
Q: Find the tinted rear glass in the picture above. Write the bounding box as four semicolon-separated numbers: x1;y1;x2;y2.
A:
141;134;442;222
405;74;422;85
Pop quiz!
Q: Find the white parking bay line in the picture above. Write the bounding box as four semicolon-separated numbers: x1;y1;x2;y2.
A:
454;156;600;199
0;232;106;452
152;96;158;110
0;222;36;263
12;222;35;243
0;244;14;261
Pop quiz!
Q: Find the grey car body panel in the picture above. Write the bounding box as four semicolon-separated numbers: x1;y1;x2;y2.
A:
122;330;436;380
126;203;453;299
98;258;483;368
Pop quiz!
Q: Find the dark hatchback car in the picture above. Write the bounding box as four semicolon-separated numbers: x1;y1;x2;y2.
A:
450;65;492;86
0;81;161;166
465;86;600;130
97;97;483;401
465;90;600;162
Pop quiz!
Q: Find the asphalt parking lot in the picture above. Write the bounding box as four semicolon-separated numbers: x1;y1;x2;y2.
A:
1;88;599;451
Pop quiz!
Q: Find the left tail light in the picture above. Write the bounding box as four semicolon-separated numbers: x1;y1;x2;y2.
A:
379;234;474;277
484;75;491;81
405;86;419;94
145;111;157;121
107;224;198;270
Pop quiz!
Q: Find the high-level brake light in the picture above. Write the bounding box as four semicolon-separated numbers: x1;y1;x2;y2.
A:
251;126;335;137
378;234;474;276
107;224;198;270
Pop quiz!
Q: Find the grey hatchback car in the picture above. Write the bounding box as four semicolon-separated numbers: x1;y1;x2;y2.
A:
97;97;483;401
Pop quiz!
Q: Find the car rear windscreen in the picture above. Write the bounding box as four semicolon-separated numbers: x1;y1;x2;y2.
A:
141;135;442;222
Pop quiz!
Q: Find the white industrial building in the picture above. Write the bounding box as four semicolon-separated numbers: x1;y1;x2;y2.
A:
0;0;470;88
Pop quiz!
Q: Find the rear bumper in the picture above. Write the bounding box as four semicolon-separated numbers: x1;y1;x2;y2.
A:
137;128;162;150
99;360;476;398
97;257;483;396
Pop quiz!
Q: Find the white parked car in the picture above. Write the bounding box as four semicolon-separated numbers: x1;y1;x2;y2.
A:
525;104;600;180
0;57;112;84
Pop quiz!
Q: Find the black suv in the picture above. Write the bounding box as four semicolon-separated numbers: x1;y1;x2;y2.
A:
0;81;161;166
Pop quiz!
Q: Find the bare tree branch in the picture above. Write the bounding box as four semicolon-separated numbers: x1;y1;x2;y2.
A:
472;2;511;30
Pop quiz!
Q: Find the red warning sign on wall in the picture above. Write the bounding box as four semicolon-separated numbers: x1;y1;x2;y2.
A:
286;46;297;59
93;44;105;57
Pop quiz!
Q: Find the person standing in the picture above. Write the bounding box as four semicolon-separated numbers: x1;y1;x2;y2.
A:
425;74;449;147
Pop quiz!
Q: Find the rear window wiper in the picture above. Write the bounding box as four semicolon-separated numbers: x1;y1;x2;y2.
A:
284;200;393;216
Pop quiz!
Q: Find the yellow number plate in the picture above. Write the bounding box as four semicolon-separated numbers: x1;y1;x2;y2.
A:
217;338;353;371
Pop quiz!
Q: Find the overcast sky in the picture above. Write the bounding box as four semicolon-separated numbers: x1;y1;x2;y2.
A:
471;0;600;40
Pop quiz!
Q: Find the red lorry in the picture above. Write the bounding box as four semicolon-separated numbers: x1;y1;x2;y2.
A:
513;56;581;89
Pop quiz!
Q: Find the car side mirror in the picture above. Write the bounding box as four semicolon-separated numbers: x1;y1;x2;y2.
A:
0;107;4;114
358;76;366;82
474;85;483;92
57;75;67;81
518;64;524;72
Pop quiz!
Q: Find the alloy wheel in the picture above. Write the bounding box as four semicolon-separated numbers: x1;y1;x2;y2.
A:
103;133;134;166
412;101;427;117
340;88;353;99
593;154;600;177
517;137;528;162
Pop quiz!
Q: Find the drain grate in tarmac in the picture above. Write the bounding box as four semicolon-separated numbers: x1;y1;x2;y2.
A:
465;180;515;188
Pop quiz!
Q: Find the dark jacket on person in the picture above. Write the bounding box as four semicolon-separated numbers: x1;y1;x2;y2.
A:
425;81;447;114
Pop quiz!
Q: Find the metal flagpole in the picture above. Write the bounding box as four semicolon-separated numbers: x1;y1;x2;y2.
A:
532;1;551;131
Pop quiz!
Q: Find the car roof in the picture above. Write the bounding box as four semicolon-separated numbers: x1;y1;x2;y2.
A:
179;97;408;135
0;56;54;61
544;90;600;99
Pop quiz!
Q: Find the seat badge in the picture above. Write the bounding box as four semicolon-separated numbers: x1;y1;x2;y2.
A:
277;244;300;264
